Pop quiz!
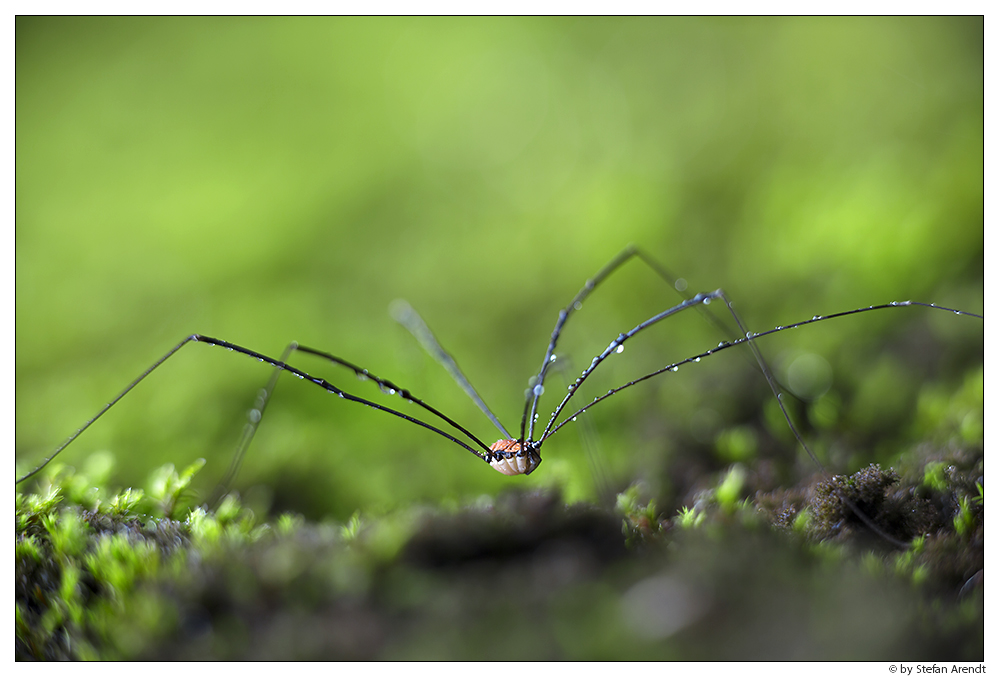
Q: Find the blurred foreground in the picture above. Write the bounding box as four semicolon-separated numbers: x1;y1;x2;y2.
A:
16;388;983;660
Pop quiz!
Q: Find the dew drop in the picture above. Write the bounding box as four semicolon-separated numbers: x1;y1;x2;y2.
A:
574;301;583;311
549;354;557;362
671;366;679;372
694;357;700;362
533;384;545;397
615;344;625;354
674;278;687;292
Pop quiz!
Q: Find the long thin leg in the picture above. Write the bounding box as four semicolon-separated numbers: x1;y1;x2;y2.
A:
546;301;982;440
629;247;814;415
541;300;982;547
292;342;496;453
520;245;756;445
631;246;745;341
16;335;198;485
215;337;496;503
16;334;497;486
712;292;917;548
550;353;613;503
390;299;512;439
211;341;298;504
522;244;823;446
539;291;724;442
520;247;641;444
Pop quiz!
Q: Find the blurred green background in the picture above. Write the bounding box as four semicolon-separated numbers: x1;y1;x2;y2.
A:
16;17;983;520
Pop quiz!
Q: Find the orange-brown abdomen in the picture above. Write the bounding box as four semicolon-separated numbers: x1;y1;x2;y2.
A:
488;439;541;476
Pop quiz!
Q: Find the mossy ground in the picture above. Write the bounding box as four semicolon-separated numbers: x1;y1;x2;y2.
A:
16;431;983;660
15;17;982;661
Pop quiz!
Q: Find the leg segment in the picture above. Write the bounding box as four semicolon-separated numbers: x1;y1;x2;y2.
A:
16;334;497;488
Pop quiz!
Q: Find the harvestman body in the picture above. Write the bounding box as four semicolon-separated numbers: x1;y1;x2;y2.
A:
16;246;984;541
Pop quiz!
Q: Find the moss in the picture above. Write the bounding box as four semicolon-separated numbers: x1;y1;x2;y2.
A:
617;483;668;547
809;464;913;544
714;464;747;514
15;445;983;660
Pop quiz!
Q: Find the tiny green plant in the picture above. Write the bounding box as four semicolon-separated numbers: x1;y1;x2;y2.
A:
714;464;747;514
675;505;705;530
146;458;207;520
617;483;664;545
953;494;975;538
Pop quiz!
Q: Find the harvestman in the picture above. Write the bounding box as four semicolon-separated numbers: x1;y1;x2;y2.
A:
15;246;983;541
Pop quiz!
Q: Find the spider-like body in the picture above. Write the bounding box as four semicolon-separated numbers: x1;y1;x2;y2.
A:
487;439;542;476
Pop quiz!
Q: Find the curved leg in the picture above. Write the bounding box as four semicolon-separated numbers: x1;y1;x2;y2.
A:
16;334;497;488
